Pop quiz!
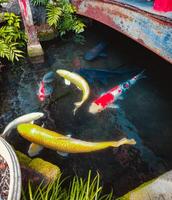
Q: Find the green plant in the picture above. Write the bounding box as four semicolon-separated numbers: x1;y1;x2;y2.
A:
0;0;8;3
31;0;48;6
22;172;114;200
46;0;85;36
0;12;26;62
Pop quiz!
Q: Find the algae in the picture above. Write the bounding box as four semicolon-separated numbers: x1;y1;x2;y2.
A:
15;150;32;166
29;158;61;181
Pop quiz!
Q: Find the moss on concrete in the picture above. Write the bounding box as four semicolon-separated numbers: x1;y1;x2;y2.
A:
15;150;32;166
27;43;44;58
29;158;61;182
36;24;58;41
15;151;61;184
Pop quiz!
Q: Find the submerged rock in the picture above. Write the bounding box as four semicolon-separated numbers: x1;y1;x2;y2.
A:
15;150;32;167
29;158;61;182
16;151;61;186
36;24;58;41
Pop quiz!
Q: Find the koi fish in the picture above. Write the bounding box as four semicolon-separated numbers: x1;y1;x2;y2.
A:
89;71;144;114
1;112;44;138
42;71;55;83
74;66;141;84
56;69;90;114
17;123;136;156
37;71;55;101
37;81;46;101
84;42;108;61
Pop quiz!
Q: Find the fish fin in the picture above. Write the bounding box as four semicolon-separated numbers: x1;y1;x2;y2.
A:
64;79;71;86
30;121;34;124
134;70;146;81
73;102;82;115
111;138;136;148
56;137;70;140
118;96;124;100
77;86;81;91
28;143;44;157
44;86;53;96
73;108;77;115
41;123;44;128
66;134;72;138
56;151;69;157
43;71;55;83
108;104;119;109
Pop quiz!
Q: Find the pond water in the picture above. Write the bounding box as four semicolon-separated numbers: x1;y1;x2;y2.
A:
0;21;172;198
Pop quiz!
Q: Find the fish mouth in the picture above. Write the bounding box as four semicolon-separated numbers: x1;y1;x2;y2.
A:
88;103;102;114
56;69;65;77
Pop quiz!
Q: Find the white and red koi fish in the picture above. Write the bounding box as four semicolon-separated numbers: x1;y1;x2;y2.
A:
37;71;55;102
37;81;45;101
89;71;144;114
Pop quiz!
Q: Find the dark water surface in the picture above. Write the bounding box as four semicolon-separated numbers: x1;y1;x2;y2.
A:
0;22;172;198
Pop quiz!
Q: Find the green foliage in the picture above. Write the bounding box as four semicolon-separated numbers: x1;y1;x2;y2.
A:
0;0;8;3
31;0;48;6
0;12;25;62
46;0;85;36
22;172;114;200
46;3;62;28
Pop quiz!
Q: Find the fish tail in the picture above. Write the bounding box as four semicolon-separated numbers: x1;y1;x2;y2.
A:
73;102;82;115
111;138;136;148
1;122;15;138
137;70;146;80
130;70;146;85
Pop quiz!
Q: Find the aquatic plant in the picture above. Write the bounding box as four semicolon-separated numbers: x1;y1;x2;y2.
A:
22;171;114;200
46;0;85;36
0;12;26;62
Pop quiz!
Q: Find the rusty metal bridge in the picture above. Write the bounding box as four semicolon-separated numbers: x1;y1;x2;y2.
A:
71;0;172;64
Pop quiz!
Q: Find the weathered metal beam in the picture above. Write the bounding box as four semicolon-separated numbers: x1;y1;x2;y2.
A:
72;0;172;64
18;0;44;62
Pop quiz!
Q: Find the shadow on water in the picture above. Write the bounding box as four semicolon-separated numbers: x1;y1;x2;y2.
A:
0;21;172;197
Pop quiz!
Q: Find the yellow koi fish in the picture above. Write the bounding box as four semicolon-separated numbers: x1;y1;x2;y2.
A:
17;124;136;156
56;69;90;114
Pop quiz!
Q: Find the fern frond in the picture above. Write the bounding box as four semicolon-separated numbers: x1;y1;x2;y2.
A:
46;3;62;28
0;40;10;59
5;42;24;62
0;0;8;4
31;0;48;6
73;19;86;34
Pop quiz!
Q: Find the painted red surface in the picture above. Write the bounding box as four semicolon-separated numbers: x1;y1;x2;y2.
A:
71;0;172;64
21;0;27;17
154;0;172;12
